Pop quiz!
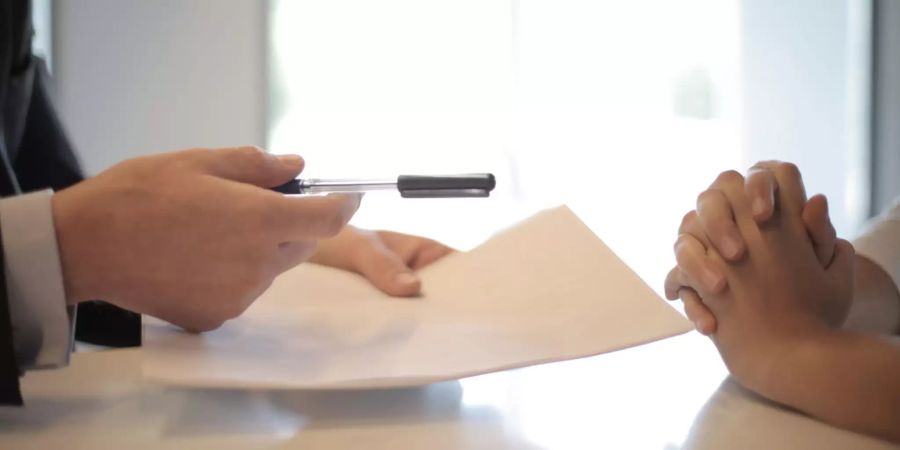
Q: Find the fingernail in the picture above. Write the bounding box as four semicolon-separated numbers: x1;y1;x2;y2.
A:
327;193;363;209
277;154;303;168
395;272;419;286
721;236;742;259
752;198;766;217
350;193;364;209
703;269;723;292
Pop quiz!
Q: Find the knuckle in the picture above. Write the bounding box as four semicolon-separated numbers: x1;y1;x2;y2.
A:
179;148;236;174
664;266;679;283
238;146;269;164
838;238;855;254
679;210;698;233
673;238;709;276
777;162;802;180
757;159;782;167
180;147;211;159
673;234;694;257
750;159;777;171
696;188;717;202
746;167;772;188
695;189;713;206
664;267;684;298
695;189;724;213
715;170;744;186
187;148;219;164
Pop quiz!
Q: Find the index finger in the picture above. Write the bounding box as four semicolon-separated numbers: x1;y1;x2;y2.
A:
750;161;807;217
266;193;362;240
696;189;745;261
377;231;456;269
745;166;777;222
803;194;837;266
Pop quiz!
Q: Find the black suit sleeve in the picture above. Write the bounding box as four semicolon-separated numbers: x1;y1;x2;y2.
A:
0;0;26;408
14;60;141;348
0;237;24;406
0;5;138;394
13;59;83;192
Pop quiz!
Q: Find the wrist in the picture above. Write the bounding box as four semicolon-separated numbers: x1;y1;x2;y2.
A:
52;188;98;305
743;326;847;404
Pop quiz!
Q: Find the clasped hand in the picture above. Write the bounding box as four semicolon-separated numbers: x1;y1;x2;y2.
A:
663;162;855;388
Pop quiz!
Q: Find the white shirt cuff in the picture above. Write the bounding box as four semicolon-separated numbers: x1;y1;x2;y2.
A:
854;199;900;295
0;190;73;370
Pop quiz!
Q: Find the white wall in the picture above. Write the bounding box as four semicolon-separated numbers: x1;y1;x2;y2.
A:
53;0;267;175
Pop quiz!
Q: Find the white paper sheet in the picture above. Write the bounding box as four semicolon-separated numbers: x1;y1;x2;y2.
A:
142;206;692;389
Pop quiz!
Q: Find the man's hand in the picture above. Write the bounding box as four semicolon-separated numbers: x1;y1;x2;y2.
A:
310;226;454;296
664;161;839;334
52;147;361;332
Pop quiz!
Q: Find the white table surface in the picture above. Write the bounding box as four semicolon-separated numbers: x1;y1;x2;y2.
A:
0;333;896;450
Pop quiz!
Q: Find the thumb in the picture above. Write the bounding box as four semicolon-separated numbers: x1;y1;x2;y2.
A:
826;238;856;285
825;238;856;326
802;194;837;267
198;147;304;188
355;242;422;297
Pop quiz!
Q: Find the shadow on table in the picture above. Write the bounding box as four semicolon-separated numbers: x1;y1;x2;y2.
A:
0;395;124;433
681;378;897;450
156;380;548;449
159;380;498;435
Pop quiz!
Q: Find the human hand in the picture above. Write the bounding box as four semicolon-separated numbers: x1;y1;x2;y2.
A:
664;162;839;334
674;169;856;393
52;147;361;332
309;226;454;296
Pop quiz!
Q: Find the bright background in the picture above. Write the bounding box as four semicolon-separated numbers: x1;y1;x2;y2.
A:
267;0;871;295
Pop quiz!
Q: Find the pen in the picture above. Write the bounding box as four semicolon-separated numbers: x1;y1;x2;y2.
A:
271;173;496;198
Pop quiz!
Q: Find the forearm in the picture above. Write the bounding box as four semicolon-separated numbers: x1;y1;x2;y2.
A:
844;255;900;335
759;330;900;443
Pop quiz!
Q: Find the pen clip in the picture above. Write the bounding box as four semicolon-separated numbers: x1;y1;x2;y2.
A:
397;174;496;198
400;188;490;198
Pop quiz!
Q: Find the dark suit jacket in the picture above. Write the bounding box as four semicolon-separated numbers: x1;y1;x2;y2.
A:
1;0;139;405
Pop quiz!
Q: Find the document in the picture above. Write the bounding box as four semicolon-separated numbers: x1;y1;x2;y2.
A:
142;206;692;389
